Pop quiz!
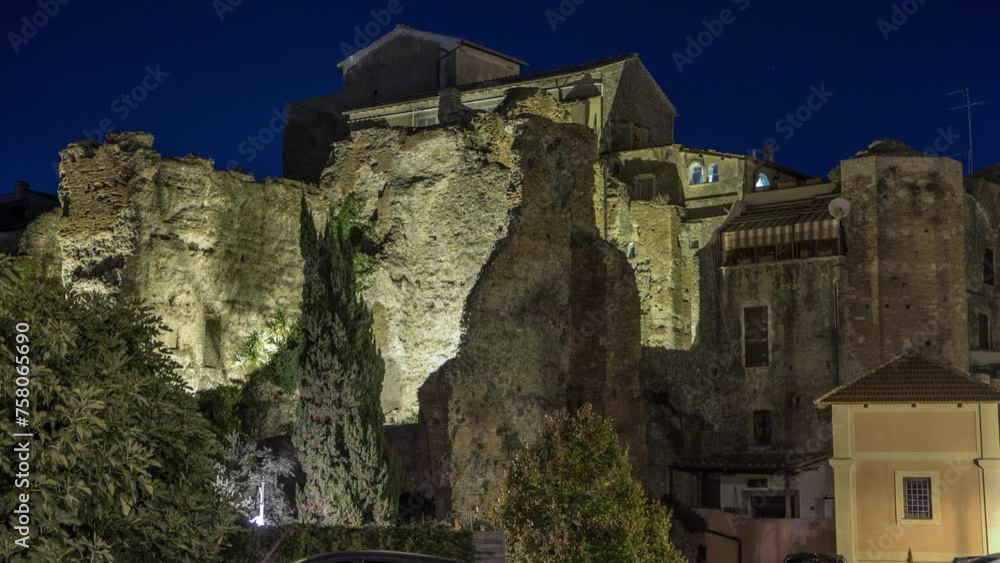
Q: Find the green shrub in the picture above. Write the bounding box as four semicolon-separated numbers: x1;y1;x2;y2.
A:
493;404;686;563
247;323;302;393
0;259;236;562
226;524;476;563
197;383;244;440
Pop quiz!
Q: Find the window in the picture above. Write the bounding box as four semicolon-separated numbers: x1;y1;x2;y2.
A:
633;175;656;201
753;410;773;444
689;163;705;185
979;313;991;350
415;112;439;127
708;163;720;183
895;471;940;525
203;318;223;368
743;306;769;367
985;249;995;286
755;173;771;190
903;477;932;519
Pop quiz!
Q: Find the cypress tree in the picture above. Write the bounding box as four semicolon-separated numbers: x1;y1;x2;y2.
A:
294;197;401;526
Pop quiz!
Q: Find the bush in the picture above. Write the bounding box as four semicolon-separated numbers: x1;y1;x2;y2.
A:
215;432;296;527
226;524;476;563
493;404;686;563
197;383;243;440
0;259;235;562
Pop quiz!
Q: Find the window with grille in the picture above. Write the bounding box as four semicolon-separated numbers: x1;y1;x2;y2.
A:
903;477;932;519
744;306;769;367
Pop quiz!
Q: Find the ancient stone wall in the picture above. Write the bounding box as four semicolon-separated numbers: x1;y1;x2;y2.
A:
406;96;646;520
24;132;323;390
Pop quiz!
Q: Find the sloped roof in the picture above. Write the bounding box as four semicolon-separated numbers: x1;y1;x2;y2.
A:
342;53;641;116
816;354;1000;405
337;25;527;71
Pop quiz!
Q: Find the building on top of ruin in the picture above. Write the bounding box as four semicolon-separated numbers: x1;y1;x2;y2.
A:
284;24;681;182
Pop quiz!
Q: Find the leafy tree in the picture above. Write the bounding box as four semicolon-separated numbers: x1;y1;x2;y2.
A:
0;259;235;562
294;197;401;526
214;432;295;527
493;404;686;563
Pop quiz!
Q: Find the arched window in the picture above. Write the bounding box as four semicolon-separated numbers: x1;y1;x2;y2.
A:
689;163;704;185
708;164;720;183
755;172;771;190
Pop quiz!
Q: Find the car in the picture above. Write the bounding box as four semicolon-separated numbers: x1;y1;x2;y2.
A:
954;555;1000;563
783;554;847;563
295;551;460;563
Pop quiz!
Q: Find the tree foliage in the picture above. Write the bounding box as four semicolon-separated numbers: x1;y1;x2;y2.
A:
214;432;295;527
294;197;401;526
493;404;686;563
0;259;235;562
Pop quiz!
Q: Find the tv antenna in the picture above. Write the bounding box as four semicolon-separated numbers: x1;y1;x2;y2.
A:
948;88;984;175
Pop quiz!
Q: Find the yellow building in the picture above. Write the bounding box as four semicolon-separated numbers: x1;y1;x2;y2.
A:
817;354;1000;563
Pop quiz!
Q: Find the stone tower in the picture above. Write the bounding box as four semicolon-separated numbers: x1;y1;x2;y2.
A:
838;140;968;377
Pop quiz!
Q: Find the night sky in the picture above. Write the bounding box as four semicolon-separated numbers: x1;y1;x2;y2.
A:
1;0;997;195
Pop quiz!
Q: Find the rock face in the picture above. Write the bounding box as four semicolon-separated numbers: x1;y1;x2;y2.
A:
319;116;518;421
25;132;322;389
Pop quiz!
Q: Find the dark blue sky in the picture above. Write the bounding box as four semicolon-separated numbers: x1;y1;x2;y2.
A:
1;0;997;195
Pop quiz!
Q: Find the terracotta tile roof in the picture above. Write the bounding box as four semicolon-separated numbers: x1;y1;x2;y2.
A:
816;354;1000;405
671;450;830;473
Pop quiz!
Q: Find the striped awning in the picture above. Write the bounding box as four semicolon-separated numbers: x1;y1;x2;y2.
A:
722;205;840;251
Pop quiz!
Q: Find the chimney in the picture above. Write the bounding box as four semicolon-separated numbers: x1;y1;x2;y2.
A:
975;372;992;385
763;143;776;163
14;181;29;196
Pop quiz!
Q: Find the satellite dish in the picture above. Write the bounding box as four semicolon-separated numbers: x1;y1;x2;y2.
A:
828;198;851;219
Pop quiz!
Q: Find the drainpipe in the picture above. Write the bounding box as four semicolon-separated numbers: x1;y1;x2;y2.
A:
601;93;608;239
704;528;743;563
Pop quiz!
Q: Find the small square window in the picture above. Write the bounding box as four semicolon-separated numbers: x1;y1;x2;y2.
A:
633;175;656;201
903;477;932;519
895;471;940;525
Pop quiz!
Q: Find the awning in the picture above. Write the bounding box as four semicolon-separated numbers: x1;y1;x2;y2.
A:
721;199;840;251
